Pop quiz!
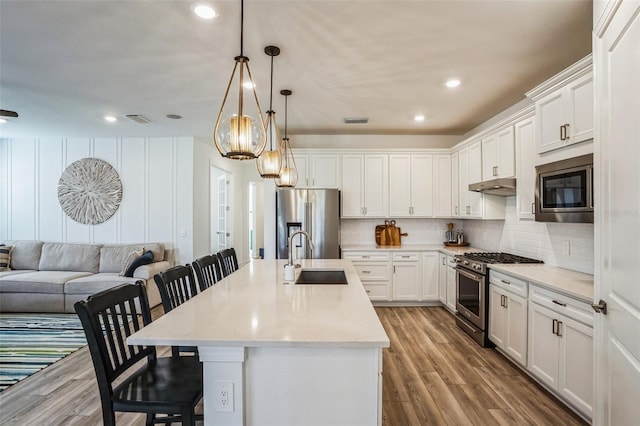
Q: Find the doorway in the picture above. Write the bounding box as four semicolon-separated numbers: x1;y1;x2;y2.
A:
210;166;230;254
248;181;264;259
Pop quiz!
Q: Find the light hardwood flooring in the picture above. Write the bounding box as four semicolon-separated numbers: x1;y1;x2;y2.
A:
0;306;586;425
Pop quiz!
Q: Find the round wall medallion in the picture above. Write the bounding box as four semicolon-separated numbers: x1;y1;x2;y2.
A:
58;158;123;225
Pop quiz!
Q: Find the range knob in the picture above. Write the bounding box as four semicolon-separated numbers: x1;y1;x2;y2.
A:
473;264;481;270
463;260;469;265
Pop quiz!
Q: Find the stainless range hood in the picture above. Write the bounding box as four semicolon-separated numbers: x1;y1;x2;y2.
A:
469;178;516;196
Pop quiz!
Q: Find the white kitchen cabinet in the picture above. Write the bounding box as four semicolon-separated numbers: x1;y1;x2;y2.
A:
341;154;388;218
434;154;452;217
450;151;459;217
482;126;515;179
527;285;593;418
294;153;340;188
420;251;438;301
488;281;528;367
515;115;536;220
388;154;433;217
342;251;391;301
391;252;420;301
446;258;457;313
526;57;593;154
457;141;488;219
438;253;447;305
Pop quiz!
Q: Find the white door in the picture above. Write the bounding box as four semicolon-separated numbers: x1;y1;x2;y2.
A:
217;174;228;251
594;2;640;424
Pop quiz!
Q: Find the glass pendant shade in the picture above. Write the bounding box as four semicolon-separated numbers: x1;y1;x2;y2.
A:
275;137;298;187
214;57;266;160
256;111;283;178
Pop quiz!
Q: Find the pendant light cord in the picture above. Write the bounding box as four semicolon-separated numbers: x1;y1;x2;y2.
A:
240;0;244;56
268;54;274;149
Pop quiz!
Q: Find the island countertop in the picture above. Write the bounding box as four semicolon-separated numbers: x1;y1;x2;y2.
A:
128;259;390;349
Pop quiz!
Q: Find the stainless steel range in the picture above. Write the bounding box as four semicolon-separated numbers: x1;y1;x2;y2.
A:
455;252;543;347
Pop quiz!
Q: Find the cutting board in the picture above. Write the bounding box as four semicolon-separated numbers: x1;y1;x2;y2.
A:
377;220;408;246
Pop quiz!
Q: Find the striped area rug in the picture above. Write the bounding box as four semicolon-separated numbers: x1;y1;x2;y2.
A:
0;314;87;392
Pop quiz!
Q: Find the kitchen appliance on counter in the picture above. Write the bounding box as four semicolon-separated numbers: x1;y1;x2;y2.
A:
535;153;593;223
455;252;543;347
276;188;340;260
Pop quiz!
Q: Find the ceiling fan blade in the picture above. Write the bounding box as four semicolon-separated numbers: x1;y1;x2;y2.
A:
0;109;19;118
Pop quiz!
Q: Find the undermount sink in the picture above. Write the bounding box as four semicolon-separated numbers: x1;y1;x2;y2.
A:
295;269;348;285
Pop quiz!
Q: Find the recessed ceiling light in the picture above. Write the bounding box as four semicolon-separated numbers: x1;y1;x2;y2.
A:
414;114;425;122
166;114;183;120
190;1;217;19
104;115;117;122
445;79;461;88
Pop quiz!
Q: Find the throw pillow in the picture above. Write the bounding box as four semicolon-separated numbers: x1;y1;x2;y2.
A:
124;250;154;277
0;245;12;271
119;248;144;277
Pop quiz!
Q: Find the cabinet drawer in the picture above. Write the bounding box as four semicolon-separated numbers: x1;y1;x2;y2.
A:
363;282;389;299
342;251;390;261
353;263;390;281
489;270;528;298
529;284;593;326
392;252;419;261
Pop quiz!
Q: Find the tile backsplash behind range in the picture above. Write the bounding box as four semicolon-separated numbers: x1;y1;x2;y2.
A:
341;219;463;246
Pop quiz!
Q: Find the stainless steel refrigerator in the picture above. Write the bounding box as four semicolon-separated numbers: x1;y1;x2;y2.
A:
276;188;341;259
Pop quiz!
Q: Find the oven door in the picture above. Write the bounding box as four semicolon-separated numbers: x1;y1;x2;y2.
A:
456;267;486;330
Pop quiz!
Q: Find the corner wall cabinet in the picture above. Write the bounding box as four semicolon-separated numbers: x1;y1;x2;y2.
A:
526;55;593;154
481;126;515;179
388;154;434;217
341;154;388;218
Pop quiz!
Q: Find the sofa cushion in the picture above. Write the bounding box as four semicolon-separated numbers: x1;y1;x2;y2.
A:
0;271;93;293
123;250;154;277
99;244;145;273
0;269;35;279
39;243;101;273
64;273;140;295
2;240;44;270
0;245;11;271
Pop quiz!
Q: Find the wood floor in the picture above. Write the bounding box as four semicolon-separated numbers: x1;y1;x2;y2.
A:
0;306;586;425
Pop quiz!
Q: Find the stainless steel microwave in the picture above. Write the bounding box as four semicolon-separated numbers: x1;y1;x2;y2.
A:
535;154;593;223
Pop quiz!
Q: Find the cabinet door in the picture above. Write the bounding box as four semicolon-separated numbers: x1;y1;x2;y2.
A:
363;155;388;217
451;151;459;217
410;154;434;217
565;73;594;145
388;155;412;217
536;90;565;153
295;154;310;187
489;284;506;348
528;302;559;390
505;292;528;367
515;116;536;220
458;147;470;216
496;126;515;178
310;154;340;188
482;134;498;180
438;254;447;305
468;141;483;218
341;155;364;217
446;265;457;312
434;155;452;217
558;315;593;418
421;252;438;301
392;262;420;301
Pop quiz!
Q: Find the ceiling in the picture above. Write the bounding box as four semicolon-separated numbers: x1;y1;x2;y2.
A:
0;0;592;142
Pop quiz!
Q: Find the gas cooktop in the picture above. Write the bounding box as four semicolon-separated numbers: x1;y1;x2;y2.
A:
460;252;544;264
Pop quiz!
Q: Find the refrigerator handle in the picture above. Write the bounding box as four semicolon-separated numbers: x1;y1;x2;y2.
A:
305;201;313;259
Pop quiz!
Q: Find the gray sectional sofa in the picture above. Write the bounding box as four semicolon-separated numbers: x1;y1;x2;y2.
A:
0;240;170;313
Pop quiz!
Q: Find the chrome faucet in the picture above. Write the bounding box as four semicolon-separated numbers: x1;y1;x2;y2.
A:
288;230;314;267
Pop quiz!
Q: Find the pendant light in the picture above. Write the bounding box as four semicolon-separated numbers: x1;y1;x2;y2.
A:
213;0;266;160
256;46;283;178
275;89;298;188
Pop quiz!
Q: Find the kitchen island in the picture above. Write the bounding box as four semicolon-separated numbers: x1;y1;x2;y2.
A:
128;259;390;426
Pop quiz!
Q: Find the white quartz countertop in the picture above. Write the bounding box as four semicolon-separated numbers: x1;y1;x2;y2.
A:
128;259;390;349
488;264;594;303
341;244;483;256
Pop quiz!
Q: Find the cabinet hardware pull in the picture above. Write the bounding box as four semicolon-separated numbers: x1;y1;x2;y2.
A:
402;255;409;258
557;321;563;337
442;257;446;265
564;123;570;139
501;279;510;285
493;166;498;177
552;300;567;307
362;255;370;259
455;206;458;215
531;202;535;214
560;125;565;141
500;295;505;307
366;290;371;293
552;318;558;335
504;297;508;308
362;270;371;274
393;265;396;273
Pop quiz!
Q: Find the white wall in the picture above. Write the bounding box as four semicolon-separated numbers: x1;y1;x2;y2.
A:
0;136;193;264
463;197;594;274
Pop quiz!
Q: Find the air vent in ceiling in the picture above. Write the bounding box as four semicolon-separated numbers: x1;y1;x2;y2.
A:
343;117;369;124
125;114;154;124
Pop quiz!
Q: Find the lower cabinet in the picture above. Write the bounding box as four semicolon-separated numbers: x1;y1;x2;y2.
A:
488;284;528;367
446;256;457;313
528;291;593;419
392;252;420;301
342;251;391;301
421;252;439;301
438;253;448;305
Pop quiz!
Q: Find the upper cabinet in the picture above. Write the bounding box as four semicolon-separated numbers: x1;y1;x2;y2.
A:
294;153;340;188
482;126;515;179
515;114;536;220
526;55;593;154
434;154;452;217
458;140;483;218
450;151;459;217
389;154;434;217
341;154;388;218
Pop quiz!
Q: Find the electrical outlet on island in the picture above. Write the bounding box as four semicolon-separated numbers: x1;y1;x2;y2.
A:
214;381;234;412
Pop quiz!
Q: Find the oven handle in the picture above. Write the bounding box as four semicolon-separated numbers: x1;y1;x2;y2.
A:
456;267;483;282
